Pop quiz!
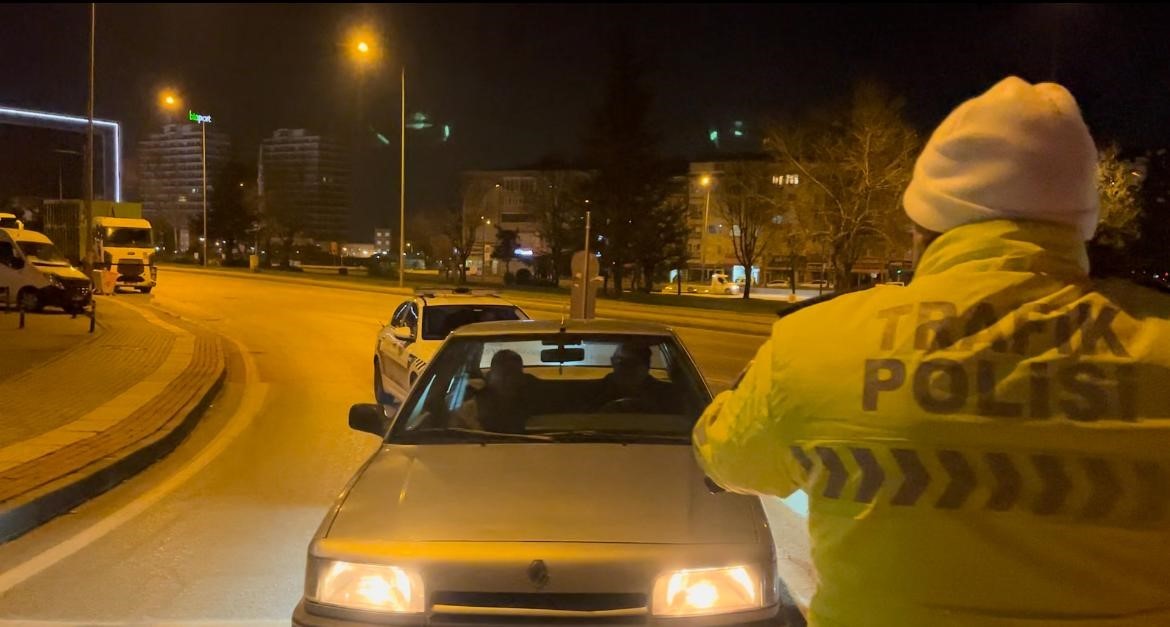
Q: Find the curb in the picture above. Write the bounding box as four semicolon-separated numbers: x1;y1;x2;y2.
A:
162;265;775;337
0;320;227;543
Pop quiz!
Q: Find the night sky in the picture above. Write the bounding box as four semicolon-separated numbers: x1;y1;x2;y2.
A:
3;4;1170;239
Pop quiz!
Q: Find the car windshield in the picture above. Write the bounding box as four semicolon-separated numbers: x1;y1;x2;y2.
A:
103;227;152;247
421;305;524;340
389;333;709;444
17;241;67;264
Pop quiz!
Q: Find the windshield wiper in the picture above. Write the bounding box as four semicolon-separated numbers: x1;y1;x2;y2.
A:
539;430;690;444
401;427;552;443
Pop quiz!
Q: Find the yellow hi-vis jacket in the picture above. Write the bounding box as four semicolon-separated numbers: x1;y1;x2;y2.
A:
694;220;1170;627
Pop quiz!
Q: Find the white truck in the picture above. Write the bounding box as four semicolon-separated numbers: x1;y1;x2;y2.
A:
41;200;157;293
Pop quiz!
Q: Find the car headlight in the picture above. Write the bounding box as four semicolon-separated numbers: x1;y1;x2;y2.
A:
47;274;63;289
308;560;424;614
652;565;766;617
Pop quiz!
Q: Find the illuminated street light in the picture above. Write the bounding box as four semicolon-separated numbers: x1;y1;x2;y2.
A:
698;174;715;281
345;26;406;287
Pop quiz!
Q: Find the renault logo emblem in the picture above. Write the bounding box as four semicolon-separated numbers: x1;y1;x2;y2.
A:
527;560;550;589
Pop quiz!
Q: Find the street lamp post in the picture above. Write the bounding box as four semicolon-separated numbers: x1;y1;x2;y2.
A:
350;34;406;287
480;218;492;280
699;175;712;282
187;109;213;267
399;66;406;288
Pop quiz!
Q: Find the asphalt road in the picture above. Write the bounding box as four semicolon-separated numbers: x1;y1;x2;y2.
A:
0;271;809;625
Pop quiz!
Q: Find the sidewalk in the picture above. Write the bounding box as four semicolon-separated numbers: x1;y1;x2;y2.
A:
0;296;225;542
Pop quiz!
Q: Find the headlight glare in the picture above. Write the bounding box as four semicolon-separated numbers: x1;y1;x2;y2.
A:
310;560;424;614
652;565;763;617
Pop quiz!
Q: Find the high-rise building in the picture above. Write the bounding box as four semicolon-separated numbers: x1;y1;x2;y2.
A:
259;129;350;242
138;123;231;251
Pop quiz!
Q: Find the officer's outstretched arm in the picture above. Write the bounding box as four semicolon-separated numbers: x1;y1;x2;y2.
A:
692;338;798;498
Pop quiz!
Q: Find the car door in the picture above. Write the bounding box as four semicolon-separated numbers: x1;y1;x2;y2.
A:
379;300;418;388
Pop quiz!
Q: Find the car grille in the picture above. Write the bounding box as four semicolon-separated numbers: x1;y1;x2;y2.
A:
117;260;145;277
61;278;92;298
430;592;647;625
433;592;646;612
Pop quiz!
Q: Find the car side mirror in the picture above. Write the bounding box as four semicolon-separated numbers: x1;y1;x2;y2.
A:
9;257;24;270
349;403;388;437
391;326;415;342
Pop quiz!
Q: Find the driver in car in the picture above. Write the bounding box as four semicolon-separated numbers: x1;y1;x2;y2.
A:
456;349;537;433
594;343;676;413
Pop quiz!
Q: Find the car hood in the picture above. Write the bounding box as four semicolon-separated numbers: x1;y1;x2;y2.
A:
328;443;762;545
41;265;89;280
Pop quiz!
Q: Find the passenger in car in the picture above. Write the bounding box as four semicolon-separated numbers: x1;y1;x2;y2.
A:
455;349;539;433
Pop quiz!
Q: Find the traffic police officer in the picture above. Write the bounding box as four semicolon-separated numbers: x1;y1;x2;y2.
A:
695;77;1170;626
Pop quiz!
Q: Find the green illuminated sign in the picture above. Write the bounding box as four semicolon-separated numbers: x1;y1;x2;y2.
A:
188;110;212;124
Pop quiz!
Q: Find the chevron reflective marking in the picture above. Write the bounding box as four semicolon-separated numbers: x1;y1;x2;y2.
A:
815;446;847;499
785;443;1165;525
790;445;814;476
936;449;977;509
850;447;884;504
1081;457;1121;519
985;451;1022;511
1032;454;1072;515
891;448;930;506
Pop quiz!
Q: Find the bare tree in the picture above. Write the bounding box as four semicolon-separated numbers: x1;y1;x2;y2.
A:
1096;144;1143;249
439;203;477;284
718;161;782;299
530;170;587;284
768;82;919;289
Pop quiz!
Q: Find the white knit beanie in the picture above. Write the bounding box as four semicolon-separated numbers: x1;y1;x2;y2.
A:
903;76;1100;240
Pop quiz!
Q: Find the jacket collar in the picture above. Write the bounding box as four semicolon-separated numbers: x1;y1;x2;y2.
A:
915;219;1090;280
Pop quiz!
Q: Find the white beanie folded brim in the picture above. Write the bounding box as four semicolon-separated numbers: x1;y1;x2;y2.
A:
903;76;1100;240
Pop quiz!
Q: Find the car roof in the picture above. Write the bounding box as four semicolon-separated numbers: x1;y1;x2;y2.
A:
448;318;675;338
0;227;52;244
417;294;517;307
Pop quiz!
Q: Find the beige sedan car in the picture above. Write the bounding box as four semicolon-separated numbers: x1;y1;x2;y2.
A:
295;320;794;626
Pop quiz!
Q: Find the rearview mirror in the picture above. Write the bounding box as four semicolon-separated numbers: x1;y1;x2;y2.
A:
392;326;415;342
541;347;585;363
349;403;388;437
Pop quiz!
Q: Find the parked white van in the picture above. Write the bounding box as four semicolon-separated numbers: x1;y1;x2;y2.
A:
0;227;93;313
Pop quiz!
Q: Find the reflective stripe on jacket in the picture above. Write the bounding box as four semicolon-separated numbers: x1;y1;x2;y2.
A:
694;220;1170;626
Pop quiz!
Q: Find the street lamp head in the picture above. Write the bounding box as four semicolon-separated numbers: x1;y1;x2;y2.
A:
346;25;381;68
700;175;712;188
158;88;181;111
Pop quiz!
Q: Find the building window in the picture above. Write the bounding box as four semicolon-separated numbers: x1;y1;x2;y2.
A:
500;212;532;224
707;225;723;235
771;174;800;186
772;215;784;225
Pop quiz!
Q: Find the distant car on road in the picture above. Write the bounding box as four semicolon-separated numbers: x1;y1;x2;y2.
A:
765;279;789;288
374;288;529;402
298;319;791;627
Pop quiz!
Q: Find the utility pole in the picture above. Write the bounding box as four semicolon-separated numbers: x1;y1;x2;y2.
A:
84;3;95;270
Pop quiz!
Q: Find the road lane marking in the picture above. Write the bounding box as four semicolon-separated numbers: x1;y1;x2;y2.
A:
0;330;268;595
